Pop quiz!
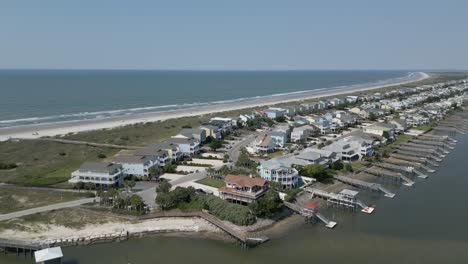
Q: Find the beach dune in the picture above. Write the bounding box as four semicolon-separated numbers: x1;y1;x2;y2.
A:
0;72;429;141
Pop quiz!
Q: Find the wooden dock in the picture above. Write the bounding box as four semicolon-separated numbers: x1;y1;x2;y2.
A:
0;239;47;257
139;211;269;246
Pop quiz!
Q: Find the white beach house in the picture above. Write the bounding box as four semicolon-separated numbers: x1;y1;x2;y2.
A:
113;154;158;178
257;159;299;189
69;162;124;187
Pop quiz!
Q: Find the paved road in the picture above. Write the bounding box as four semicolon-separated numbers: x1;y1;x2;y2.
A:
0;198;95;221
227;133;257;163
0;163;217;220
0;182;158;221
169;171;208;187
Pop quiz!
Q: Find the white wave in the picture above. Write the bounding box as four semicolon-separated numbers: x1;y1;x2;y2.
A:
0;71;417;127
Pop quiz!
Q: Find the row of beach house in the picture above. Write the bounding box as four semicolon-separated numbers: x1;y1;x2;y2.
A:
249;79;468;190
69;78;468;194
68;117;238;187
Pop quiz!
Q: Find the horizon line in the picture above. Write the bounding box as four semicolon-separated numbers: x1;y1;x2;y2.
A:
0;68;465;72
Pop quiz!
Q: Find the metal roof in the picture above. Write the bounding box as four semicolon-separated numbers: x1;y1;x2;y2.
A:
35;247;63;262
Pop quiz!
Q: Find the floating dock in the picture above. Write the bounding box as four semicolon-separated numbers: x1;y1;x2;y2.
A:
305;188;375;214
283;202;337;228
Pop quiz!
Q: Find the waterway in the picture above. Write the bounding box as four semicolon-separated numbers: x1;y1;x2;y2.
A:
2;132;468;264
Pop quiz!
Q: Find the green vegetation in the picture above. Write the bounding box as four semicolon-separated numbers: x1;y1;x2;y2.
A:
97;188;146;214
0;140;118;186
330;160;344;171
414;123;435;132
155;185;256;225
246;116;274;130
0;208;122;232
300;164;332;182
156;180;172;193
112;194;145;214
344;163;354;172
202;195;256;225
235;149;258;169
274;116;287;123
62;116;210;146
215;165;257;177
284;188;302;202
124;179;136;192
350;160;370;172
209;139;224;151
368;112;377;121
249;189;283;218
378;134;413;154
0;187;94;214
196;177;226;188
0;162;17;170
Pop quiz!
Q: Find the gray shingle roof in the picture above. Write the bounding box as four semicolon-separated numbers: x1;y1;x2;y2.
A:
78;162;121;173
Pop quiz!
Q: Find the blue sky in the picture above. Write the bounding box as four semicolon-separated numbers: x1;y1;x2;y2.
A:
1;0;467;70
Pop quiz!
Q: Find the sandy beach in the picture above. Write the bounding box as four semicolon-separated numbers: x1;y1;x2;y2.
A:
0;72;429;141
0;217;221;242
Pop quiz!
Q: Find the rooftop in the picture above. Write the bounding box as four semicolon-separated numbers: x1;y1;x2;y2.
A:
35;247;63;263
339;189;359;197
114;154;152;164
78;162;121;173
224;174;267;187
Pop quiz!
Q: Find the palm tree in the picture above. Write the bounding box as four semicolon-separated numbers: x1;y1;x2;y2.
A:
206;167;216;178
124;179;136;192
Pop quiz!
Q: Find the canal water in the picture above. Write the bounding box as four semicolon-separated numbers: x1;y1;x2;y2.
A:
2;132;468;264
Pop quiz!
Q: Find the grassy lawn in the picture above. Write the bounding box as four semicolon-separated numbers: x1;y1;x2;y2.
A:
62;116;211;146
378;134;413;154
0;187;94;214
0;140;118;186
196;177;226;188
350;160;370;171
0;208;122;232
413;123;435;132
265;150;285;159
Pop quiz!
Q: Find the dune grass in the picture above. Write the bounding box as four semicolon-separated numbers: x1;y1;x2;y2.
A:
196;177;226;188
0;140;118;186
0;187;94;214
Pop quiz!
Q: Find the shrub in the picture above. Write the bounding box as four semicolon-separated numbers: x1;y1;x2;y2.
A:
202;195;256;226
0;162;18;170
284;188;302;202
344;163;354;172
300;164;331;182
331;160;344;171
249;189;283;218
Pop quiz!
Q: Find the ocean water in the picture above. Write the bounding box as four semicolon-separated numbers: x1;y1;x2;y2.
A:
0;70;410;128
